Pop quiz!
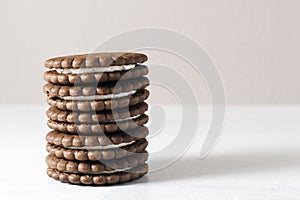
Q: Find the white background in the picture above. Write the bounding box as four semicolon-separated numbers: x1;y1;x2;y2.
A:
0;0;299;104
0;1;300;199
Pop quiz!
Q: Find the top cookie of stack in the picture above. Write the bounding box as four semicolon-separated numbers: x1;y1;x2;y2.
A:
43;52;150;185
44;52;148;85
43;53;150;111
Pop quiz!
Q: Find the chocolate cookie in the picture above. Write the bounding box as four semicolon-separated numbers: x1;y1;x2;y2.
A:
46;126;149;148
46;163;148;185
43;77;149;98
46;152;148;174
46;102;148;123
47;89;149;112
44;65;149;85
47;114;149;134
44;52;148;69
46;139;148;161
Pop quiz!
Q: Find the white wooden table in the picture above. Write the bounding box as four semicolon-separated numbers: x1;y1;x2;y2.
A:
1;105;300;199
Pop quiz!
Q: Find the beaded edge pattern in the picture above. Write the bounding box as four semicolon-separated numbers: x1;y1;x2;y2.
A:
46;163;148;185
46;139;148;161
46;126;148;147
43;77;149;98
43;65;149;85
47;114;149;134
44;52;148;69
46;152;148;173
46;102;148;123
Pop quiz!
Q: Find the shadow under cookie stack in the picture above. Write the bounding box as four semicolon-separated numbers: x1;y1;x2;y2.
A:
43;52;150;185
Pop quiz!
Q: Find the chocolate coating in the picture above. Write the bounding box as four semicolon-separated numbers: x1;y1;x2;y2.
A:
46;152;148;173
47;89;149;112
46;102;148;123
47;114;149;134
44;52;148;69
43;77;149;98
46;139;148;161
46;126;148;147
46;163;148;185
44;65;149;85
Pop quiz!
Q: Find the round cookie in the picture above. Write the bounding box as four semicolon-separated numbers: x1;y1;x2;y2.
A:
47;114;149;134
46;126;149;148
44;52;148;69
46;102;148;123
46;163;148;185
46;138;148;161
46;152;148;174
43;77;149;98
47;89;149;112
44;65;149;85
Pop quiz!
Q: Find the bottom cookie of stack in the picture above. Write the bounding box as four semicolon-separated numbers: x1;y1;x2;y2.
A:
46;164;148;185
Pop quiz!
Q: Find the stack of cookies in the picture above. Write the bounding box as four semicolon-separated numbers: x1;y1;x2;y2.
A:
43;52;150;185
